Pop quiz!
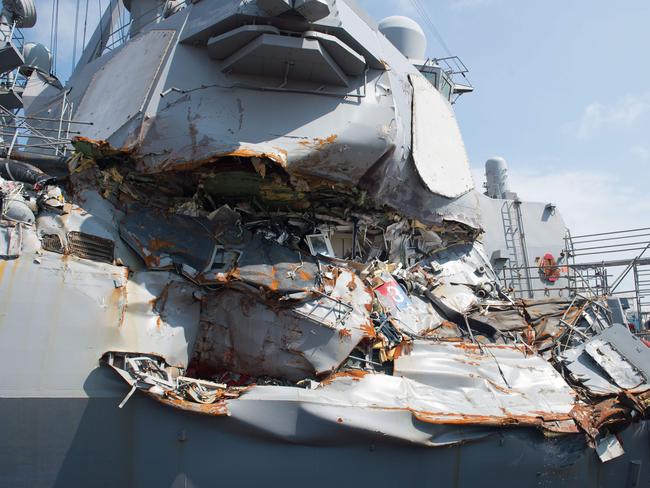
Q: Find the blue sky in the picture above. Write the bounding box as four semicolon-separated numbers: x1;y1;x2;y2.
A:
357;0;650;234
24;0;650;234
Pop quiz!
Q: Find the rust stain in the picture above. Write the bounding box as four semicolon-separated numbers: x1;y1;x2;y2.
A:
151;282;171;309
151;393;230;417
391;340;412;359
441;320;459;329
486;379;513;395
143;254;162;268
361;322;376;338
338;328;352;339
346;278;357;291
452;342;521;352
0;259;7;284
110;283;128;328
298;135;338;150
321;369;369;386
153;149;288;175
298;270;313;281
229;149;287;166
413;410;573;429
314;134;337;148
148;238;176;252
269;279;280;291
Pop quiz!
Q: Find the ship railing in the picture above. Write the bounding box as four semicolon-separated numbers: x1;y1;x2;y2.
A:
0;91;84;158
495;262;609;299
0;19;22;47
100;0;189;55
431;56;470;77
565;227;650;327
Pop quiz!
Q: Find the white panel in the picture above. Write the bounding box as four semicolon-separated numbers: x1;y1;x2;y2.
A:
74;30;175;140
410;74;474;199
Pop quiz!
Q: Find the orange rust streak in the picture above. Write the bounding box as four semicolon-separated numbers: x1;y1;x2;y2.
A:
227;149;287;165
155;150;288;174
298;270;313;281
0;259;7;284
147;238;176;252
151;393;230;416
320;370;369;385
361;323;376;338
314;135;338;147
338;328;352;339
413;410;573;428
109;285;128;328
452;342;523;351
392;341;412;359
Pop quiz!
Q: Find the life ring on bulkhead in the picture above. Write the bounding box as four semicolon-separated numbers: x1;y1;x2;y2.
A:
538;252;561;283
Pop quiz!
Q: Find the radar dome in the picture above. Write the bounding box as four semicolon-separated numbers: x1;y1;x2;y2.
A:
20;42;51;76
378;16;426;63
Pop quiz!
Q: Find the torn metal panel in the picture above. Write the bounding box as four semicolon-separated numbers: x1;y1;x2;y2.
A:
120;205;217;271
561;324;650;395
192;273;370;382
431;282;478;315
237;233;319;293
468;308;528;333
585;339;646;390
560;346;621;396
523;299;574;324
389;293;447;337
596;435;625;463
394;341;578;427
102;352;238;415
592;323;650;381
105;348;576;447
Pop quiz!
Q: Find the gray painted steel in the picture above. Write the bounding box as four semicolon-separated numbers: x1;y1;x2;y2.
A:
1;2;649;487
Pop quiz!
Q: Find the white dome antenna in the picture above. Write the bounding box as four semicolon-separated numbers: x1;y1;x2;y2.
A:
378;16;426;64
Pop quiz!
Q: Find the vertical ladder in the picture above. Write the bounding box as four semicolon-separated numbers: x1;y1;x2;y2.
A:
501;200;533;298
634;263;650;327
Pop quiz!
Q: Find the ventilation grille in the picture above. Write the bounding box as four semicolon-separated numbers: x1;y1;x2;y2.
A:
68;232;114;264
41;234;65;254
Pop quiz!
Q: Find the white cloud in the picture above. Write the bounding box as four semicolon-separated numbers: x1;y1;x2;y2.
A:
631;145;650;162
576;92;650;138
472;165;650;236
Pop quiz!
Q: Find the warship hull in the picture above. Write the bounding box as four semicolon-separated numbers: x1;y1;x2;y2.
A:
2;1;650;487
2;400;649;487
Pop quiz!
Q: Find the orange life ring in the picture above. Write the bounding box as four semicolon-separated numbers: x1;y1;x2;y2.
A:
539;253;561;283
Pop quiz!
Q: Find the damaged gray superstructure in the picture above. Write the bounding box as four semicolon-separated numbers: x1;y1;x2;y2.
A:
2;1;650;487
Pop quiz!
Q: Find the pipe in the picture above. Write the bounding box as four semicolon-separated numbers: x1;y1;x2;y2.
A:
0;158;56;186
4;151;69;177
